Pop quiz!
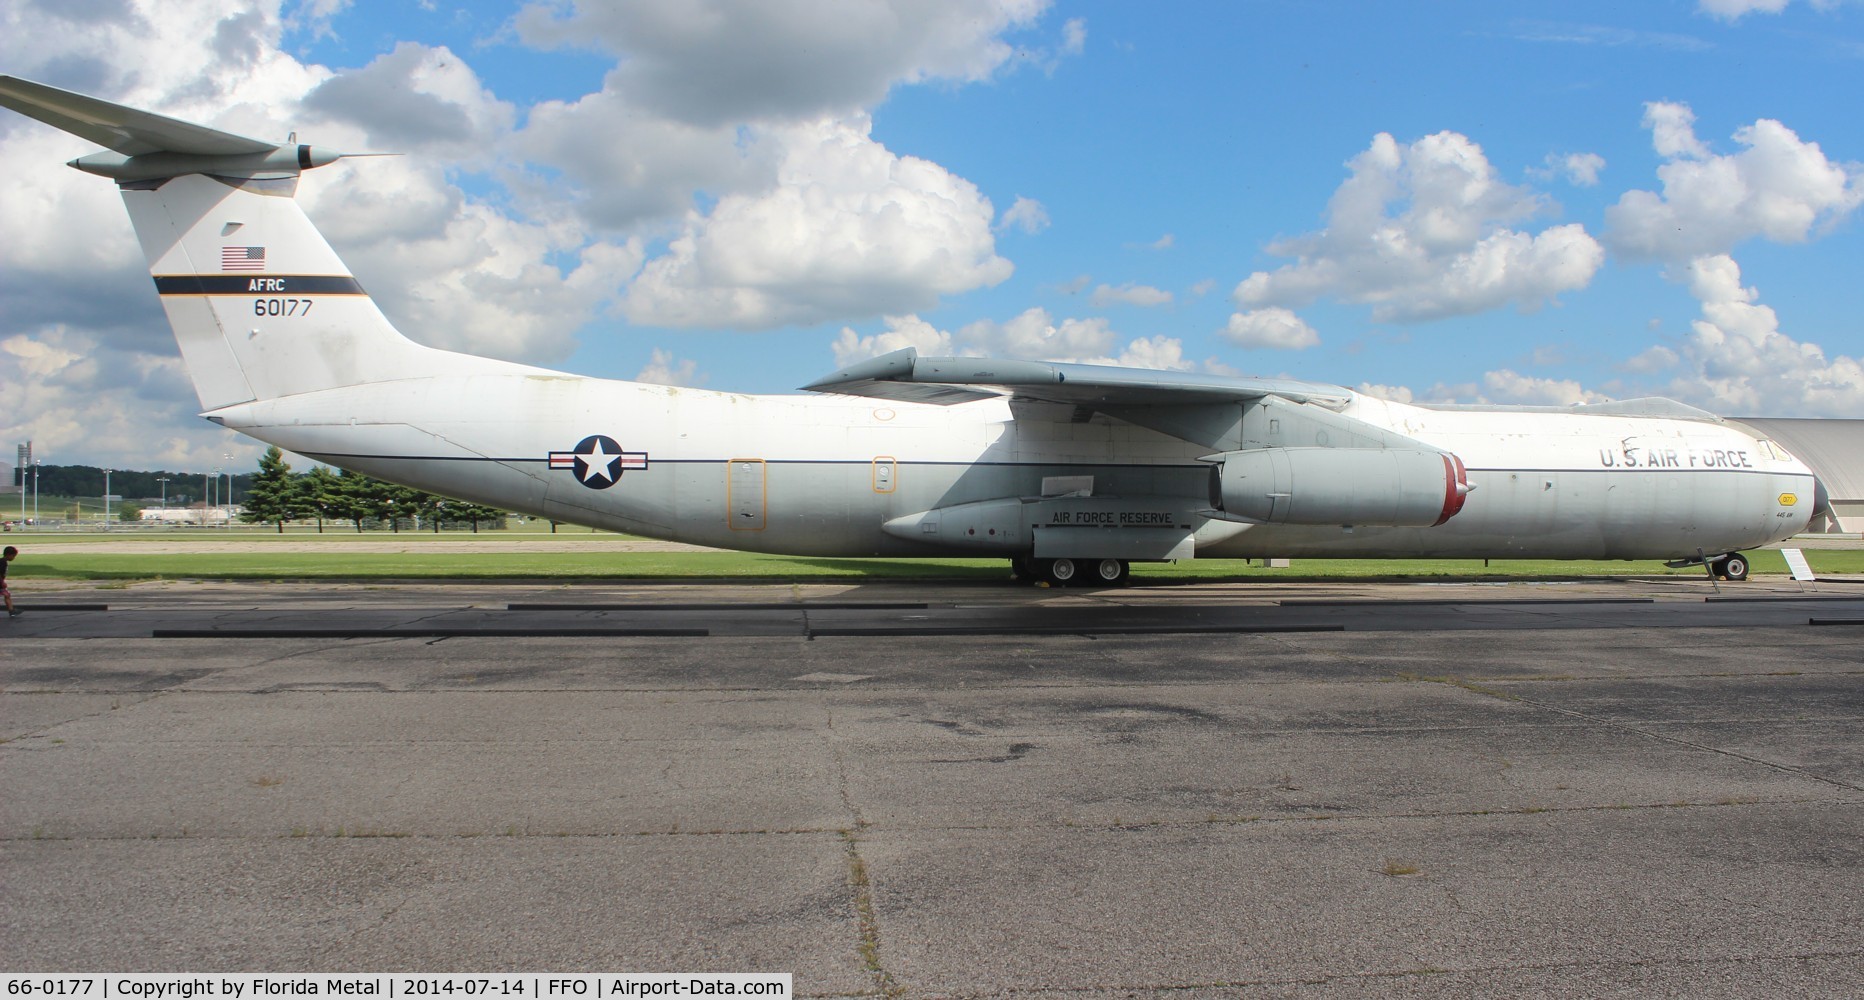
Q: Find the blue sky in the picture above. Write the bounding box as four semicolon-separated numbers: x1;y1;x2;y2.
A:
2;0;1861;472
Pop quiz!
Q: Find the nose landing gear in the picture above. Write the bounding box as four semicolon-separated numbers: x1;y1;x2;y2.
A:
1710;553;1750;582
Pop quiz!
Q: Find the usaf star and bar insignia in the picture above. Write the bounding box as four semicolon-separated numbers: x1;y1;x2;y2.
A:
548;434;648;490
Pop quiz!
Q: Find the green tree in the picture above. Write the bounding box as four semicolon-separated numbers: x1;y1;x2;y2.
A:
451;502;508;533
330;468;380;532
399;489;448;533
362;477;422;532
239;446;308;532
117;503;143;523
295;466;342;533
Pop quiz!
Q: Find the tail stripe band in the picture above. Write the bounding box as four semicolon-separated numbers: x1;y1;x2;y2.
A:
153;275;368;295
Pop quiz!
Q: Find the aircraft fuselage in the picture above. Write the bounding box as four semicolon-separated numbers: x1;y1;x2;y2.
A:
209;373;1817;561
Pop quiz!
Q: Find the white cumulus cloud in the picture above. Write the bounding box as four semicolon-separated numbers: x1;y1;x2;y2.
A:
512;0;1051;126
620;116;1013;329
1235;131;1604;323
1697;0;1831;20
1536;151;1606;187
997;196;1051;234
1480;369;1609;406
1635;254;1864;415
831;315;955;367
1604;102;1863;262
0;325;256;471
1354;382;1415;403
1089;283;1173;308
1219;308;1321;350
829;308;1196;371
634;348;706;386
957;307;1117;361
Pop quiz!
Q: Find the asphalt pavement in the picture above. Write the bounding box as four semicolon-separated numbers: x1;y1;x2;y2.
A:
2;577;1860;996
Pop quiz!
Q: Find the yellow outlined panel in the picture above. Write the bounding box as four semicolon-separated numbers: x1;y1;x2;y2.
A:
727;458;766;531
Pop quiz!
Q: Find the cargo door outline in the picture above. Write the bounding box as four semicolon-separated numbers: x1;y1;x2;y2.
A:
728;458;766;531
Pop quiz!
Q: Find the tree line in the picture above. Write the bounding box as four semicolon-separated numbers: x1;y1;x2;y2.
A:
238;447;509;533
11;464;247;505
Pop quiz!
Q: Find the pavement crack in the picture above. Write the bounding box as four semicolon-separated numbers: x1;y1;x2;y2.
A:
841;829;903;999
1508;695;1864;793
822;699;867;830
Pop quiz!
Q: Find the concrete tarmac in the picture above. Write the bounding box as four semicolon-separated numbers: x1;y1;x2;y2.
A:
2;577;1861;996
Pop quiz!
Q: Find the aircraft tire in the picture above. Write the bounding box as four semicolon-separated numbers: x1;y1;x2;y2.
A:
1043;557;1080;586
1090;558;1130;586
1717;553;1750;582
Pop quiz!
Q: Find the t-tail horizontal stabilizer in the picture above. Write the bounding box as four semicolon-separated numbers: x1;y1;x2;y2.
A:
0;74;389;181
0;74;531;414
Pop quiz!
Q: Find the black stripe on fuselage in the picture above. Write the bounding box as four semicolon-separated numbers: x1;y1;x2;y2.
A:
296;452;1818;482
300;453;1215;470
153;275;369;295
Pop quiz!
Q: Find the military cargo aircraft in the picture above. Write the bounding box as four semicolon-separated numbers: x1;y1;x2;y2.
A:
0;75;1827;584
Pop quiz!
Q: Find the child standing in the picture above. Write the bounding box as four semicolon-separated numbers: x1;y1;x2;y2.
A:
2;545;17;617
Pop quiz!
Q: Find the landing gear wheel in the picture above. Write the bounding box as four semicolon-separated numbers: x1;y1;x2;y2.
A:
1042;557;1079;586
1714;553;1750;582
1090;558;1130;586
1009;556;1037;582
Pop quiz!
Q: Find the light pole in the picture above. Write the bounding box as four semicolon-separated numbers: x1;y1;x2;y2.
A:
223;453;234;529
32;459;41;526
158;477;170;512
208;468;217;525
102;468;113;530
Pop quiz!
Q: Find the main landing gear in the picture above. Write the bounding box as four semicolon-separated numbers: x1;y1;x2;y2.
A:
1667;551;1753;582
1710;553;1750;582
1010;556;1131;587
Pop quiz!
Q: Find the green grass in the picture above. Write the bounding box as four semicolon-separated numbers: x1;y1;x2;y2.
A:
0;525;608;543
9;546;1862;582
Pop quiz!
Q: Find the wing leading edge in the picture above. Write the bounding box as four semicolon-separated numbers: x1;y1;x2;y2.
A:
802;347;1352;409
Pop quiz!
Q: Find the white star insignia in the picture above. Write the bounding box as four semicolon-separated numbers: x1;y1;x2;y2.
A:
577;439;622;484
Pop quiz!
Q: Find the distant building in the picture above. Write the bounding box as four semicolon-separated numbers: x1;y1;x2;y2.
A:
0;460;15;495
141;505;242;524
1730;418;1864;534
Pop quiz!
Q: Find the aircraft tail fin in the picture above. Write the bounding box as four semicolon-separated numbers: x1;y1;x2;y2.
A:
0;74;524;412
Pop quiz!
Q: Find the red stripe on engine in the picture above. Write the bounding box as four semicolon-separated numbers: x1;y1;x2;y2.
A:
1434;453;1469;525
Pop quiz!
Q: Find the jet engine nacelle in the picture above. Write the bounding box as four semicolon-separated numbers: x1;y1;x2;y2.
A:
1208;447;1469;527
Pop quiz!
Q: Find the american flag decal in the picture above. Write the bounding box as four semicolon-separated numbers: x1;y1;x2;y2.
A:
221;246;266;271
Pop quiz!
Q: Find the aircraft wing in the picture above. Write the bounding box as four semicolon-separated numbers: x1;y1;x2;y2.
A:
802;347;1351;408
